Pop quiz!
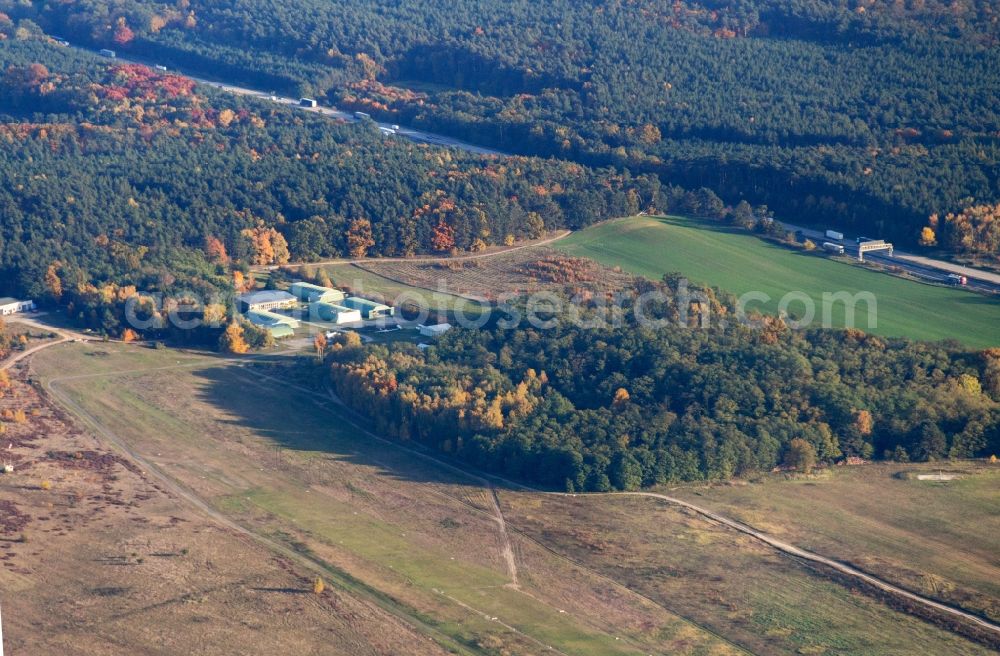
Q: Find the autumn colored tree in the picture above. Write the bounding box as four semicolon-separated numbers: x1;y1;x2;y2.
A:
639;123;661;144
346;218;376;258
430;221;456;252
217;108;236;128
314;332;328;357
121;328;139;343
853;409;873;436
204;236;229;264
26;63;48;84
931;203;1000;257
329;331;362;349
241;225;290;265
44;262;62;300
919;226;937;246
313;577;325;594
203;303;228;327
219;321;249;354
612;387;631;408
784;438;817;473
355;53;381;80
113;17;135;45
149;14;168;33
232;270;253;293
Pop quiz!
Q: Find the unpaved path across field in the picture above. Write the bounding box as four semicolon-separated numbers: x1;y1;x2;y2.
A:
0;317;96;370
600;491;1000;637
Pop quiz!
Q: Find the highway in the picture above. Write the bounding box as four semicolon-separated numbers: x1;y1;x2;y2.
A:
195;76;507;156
77;45;507;157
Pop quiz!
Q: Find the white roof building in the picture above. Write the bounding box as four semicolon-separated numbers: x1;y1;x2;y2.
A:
418;323;452;337
0;298;35;316
237;290;296;312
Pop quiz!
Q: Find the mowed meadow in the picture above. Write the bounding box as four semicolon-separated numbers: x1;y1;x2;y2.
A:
554;216;1000;348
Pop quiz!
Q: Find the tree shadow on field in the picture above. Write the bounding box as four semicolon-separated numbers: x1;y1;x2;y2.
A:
188;363;520;493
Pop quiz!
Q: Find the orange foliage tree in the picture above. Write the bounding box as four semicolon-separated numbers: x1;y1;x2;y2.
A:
112;17;134;45
430;221;456;253
241;224;290;265
204;235;229;263
346;218;376;258
219;321;249;354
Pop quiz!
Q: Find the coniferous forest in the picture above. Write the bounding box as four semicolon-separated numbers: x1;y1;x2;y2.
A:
0;5;998;486
4;0;998;249
0;38;673;333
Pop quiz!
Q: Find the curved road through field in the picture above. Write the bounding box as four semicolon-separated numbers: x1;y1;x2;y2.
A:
607;492;1000;636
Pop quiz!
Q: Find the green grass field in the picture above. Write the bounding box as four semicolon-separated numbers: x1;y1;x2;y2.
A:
554;216;1000;348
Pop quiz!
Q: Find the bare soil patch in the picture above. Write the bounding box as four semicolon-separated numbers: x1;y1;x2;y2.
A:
356;247;637;301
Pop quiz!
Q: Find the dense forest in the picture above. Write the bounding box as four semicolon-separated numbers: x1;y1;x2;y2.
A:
326;281;1000;490
0;39;686;335
5;0;998;251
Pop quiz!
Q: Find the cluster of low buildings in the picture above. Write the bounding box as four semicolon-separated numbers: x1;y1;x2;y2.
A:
237;282;394;338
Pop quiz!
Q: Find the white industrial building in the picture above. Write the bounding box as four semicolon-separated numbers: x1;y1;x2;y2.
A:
237;290;297;313
311;302;362;324
0;298;35;316
418;323;452;337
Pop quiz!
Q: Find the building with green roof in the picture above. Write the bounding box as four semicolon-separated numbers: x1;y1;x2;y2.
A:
342;296;394;319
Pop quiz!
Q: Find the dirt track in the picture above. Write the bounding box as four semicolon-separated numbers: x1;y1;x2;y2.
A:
607;492;1000;636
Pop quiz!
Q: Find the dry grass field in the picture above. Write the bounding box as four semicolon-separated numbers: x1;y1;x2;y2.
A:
353;248;636;302
501;492;996;655
28;342;739;656
669;464;1000;625
0;357;450;656
18;341;998;655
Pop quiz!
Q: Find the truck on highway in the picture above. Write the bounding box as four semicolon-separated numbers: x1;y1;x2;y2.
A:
825;229;844;241
946;273;968;286
354;111;371;120
99;48;116;58
822;242;845;255
299;97;318;108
